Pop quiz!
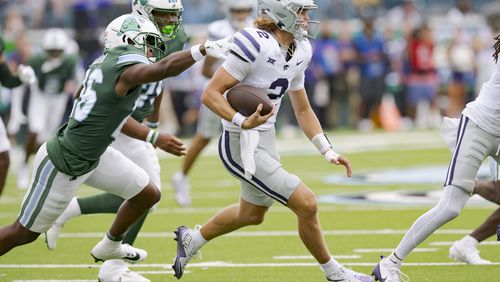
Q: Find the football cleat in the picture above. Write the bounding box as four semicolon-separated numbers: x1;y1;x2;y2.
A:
326;266;374;282
91;240;147;264
172;226;201;279
172;172;192;207
372;256;408;282
449;239;492;265
17;165;30;190
98;259;150;282
44;222;62;250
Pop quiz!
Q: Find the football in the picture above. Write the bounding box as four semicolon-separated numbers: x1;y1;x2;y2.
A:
226;85;273;116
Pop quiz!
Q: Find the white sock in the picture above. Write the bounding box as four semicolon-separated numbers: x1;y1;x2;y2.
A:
462;235;479;247
56;197;81;225
320;257;342;276
192;229;207;250
387;252;403;268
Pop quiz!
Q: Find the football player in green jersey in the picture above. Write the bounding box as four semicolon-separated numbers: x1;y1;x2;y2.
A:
44;1;195;281
17;28;80;190
0;13;229;266
0;32;36;197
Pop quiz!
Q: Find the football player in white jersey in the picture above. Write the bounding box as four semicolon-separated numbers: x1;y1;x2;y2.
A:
171;0;255;207
171;1;373;281
372;36;500;281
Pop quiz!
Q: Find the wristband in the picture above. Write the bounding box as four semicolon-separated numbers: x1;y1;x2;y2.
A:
146;129;159;145
311;133;332;155
146;129;155;143
146;121;159;129
324;149;340;162
191;44;204;62
151;130;159;145
231;112;246;128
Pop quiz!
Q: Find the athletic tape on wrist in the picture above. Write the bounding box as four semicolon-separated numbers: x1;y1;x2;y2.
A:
312;133;332;154
232;112;246;128
191;44;204;62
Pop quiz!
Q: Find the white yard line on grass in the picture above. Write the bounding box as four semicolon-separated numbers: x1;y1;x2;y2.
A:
430;241;500;246
353;248;438;253
52;229;473;239
4;261;500;270
272;255;361;260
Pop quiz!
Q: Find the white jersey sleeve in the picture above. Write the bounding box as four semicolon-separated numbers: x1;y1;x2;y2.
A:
462;62;500;137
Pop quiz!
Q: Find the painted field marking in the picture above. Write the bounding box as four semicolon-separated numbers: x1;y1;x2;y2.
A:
353;248;438;253
430;241;500;246
3;261;500;270
272;255;361;260
53;229;473;239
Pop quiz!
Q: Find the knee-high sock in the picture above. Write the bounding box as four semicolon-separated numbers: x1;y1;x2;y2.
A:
394;185;470;259
78;193;125;214
123;212;148;245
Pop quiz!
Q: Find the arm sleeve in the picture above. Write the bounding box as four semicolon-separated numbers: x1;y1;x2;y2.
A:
0;62;22;88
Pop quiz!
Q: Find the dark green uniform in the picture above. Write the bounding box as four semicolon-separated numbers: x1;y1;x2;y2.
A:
46;45;151;177
28;53;78;95
131;25;187;122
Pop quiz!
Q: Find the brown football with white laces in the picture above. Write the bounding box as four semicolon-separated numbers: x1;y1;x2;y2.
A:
226;85;273;116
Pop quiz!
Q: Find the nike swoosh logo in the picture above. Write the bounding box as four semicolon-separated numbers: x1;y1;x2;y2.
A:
216;43;223;48
296;60;304;66
124;252;141;261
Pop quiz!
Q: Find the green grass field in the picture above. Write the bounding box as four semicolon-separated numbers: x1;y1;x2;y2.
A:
0;130;499;281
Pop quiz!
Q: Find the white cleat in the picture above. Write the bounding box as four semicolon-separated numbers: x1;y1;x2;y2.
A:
372;256;409;282
98;259;150;282
17;165;30;190
449;239;492;265
91;238;147;264
172;226;202;279
327;266;373;282
45;222;62;250
172;172;192;207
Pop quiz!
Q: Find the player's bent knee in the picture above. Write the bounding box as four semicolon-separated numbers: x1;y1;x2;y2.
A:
12;222;40;245
246;214;265;225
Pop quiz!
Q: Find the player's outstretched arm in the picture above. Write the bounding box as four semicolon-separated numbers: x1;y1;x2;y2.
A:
289;88;352;177
121;117;186;156
119;47;205;91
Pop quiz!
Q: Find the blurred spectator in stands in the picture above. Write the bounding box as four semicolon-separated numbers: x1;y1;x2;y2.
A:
311;21;355;129
386;0;422;37
406;24;441;129
72;0;111;69
383;27;409;127
31;0;69;28
352;18;388;131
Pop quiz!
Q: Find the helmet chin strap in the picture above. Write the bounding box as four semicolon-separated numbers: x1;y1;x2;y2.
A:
263;9;286;31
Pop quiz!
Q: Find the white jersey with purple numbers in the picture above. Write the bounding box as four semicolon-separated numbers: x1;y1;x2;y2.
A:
222;27;312;132
463;62;500;137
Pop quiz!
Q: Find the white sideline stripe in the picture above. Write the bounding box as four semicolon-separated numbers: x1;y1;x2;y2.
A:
431;241;500;246
54;229;473;238
272;255;361;260
3;261;500;269
353;248;438;253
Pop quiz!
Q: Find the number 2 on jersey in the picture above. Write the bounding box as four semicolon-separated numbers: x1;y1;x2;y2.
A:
267;78;289;100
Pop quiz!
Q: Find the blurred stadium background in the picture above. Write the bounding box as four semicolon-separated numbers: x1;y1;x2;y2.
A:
1;0;500;281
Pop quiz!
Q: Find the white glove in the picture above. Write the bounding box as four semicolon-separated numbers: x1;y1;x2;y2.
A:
204;36;232;60
18;64;36;84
